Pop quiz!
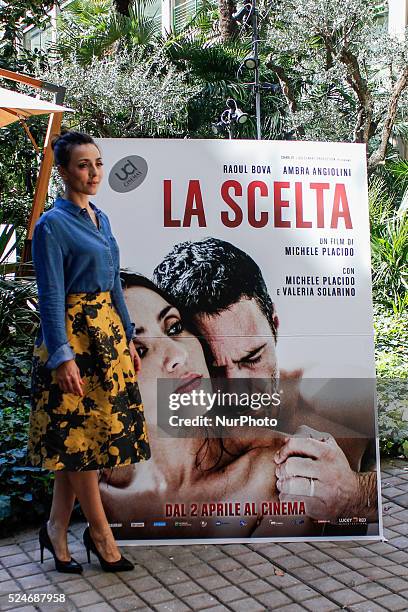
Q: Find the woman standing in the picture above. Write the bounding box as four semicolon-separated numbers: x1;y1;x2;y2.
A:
28;131;150;573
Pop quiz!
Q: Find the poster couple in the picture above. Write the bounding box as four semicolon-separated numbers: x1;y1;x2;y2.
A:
96;138;381;543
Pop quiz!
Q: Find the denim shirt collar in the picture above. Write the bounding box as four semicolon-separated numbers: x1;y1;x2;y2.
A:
54;197;101;216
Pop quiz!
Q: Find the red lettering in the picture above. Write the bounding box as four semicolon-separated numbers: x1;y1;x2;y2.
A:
248;181;268;228
310;182;330;228
274;182;291;228
295;182;312;228
331;184;352;229
163;180;181;227
221;180;243;227
183;180;206;227
243;502;253;515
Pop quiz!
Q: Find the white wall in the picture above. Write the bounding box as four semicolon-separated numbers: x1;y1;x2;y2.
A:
388;0;408;36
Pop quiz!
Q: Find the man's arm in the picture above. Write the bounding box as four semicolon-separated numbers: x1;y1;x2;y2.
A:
274;426;378;522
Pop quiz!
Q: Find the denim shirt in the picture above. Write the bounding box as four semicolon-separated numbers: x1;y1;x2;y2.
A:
32;197;134;370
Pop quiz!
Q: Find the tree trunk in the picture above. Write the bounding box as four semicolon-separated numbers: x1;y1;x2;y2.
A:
338;46;374;144
368;65;408;170
113;0;131;16
218;0;237;42
266;59;305;137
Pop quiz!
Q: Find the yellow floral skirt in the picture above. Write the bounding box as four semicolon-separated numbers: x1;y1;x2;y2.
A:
28;292;150;471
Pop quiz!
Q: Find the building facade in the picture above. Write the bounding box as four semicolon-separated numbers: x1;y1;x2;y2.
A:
22;0;202;52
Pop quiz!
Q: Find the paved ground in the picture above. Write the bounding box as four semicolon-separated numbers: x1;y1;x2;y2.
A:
0;459;407;612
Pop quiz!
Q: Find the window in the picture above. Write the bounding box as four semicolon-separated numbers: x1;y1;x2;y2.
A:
173;0;200;33
23;25;53;52
145;0;162;24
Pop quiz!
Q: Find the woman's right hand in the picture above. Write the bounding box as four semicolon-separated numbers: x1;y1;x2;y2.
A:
56;360;84;396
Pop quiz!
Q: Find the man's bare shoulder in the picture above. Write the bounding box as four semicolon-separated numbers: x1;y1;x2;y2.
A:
218;436;284;485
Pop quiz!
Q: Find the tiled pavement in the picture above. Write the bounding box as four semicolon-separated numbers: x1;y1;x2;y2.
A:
1;459;407;612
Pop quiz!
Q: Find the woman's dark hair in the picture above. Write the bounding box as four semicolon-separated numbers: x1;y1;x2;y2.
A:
121;271;239;472
51;130;98;167
121;271;211;356
120;272;176;305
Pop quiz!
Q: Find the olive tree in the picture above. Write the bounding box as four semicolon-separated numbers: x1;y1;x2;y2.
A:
263;0;408;170
39;49;196;137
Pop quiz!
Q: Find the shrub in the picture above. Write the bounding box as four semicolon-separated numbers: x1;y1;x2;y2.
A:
0;276;39;349
375;306;408;459
369;177;408;314
0;346;54;534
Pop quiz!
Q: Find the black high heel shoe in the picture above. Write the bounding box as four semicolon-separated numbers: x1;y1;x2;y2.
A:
39;523;83;574
83;526;134;572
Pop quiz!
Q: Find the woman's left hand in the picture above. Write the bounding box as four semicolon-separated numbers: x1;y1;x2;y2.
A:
129;340;142;374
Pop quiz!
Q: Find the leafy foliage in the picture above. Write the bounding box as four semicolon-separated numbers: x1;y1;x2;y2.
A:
387;158;408;191
40;49;195;137
0;346;54;532
0;276;39;349
378;385;408;460
0;111;51;262
371;215;408;313
160;17;284;139
0;194;36;256
0;0;54;64
56;0;160;65
374;306;408;380
369;178;408;313
262;0;408;165
374;306;408;459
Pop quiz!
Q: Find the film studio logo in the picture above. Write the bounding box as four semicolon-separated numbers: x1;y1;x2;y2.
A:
109;155;148;193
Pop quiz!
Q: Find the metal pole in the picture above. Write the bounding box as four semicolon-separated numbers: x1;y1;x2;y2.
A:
229;112;234;139
252;0;261;139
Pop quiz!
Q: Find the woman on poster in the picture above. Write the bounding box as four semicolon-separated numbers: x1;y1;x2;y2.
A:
99;274;314;538
27;131;150;573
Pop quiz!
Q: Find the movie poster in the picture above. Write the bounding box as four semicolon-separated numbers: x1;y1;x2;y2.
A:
95;139;382;544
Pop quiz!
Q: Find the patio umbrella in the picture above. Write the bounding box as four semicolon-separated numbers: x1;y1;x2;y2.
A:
0;70;74;265
0;86;72;128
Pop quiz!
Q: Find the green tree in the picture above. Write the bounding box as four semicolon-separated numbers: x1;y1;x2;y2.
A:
369;178;408;313
0;0;54;65
40;48;195;137
263;0;408;170
0;118;50;257
56;0;160;65
0;2;56;257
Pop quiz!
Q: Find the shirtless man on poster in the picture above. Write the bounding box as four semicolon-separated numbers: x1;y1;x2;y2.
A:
153;238;378;526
